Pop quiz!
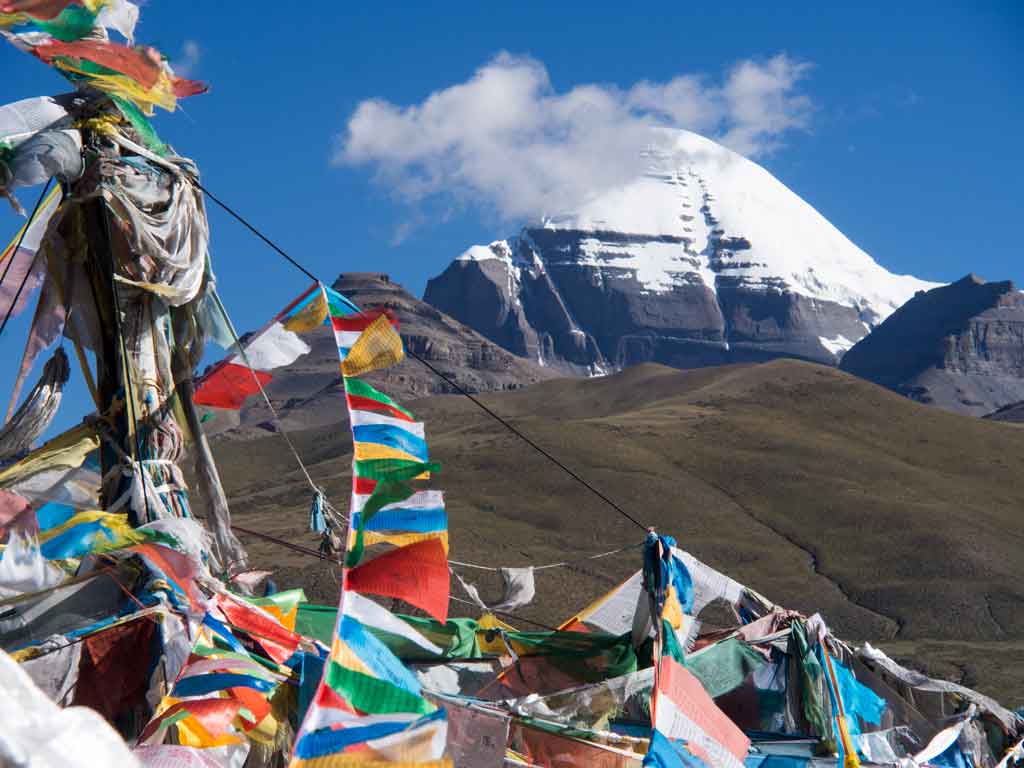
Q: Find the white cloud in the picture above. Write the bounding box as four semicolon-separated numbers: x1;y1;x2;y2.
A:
336;52;812;224
172;40;201;78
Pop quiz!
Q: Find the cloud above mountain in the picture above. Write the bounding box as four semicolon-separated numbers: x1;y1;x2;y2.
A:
336;53;812;223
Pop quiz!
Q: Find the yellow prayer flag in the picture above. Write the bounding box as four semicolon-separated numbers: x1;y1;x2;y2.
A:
362;530;449;554
341;315;404;378
0;423;100;488
661;584;684;630
284;288;329;333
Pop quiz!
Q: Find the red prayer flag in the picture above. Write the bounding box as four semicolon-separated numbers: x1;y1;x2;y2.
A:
34;40;163;88
655;657;750;767
345;394;416;422
138;698;243;743
172;76;209;97
314;682;359;714
331;309;399;333
130;544;202;612
231;686;271;729
215;595;301;664
1;0;75;21
344;538;449;622
194;362;272;410
353;477;378;495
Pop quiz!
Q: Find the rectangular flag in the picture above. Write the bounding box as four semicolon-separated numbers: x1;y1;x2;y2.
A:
652;658;750;768
346;377;416;421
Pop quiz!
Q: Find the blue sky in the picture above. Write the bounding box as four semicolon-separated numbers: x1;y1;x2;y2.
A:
1;0;1021;429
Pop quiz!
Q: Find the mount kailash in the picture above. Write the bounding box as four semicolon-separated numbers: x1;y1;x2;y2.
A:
425;129;939;376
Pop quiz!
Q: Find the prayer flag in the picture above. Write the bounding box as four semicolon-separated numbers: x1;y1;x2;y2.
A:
0;185;62;320
351;490;447;534
345;377;416;421
330;309;399;362
344;538;449;622
651;658;750;768
194;283;322;412
341;312;405;377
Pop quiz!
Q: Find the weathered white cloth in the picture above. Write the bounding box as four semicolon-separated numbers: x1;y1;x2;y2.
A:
492;567;535;612
453;566;536;614
20;634;82;706
0;349;69;460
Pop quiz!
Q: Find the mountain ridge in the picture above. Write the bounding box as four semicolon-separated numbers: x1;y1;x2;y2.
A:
841;274;1024;415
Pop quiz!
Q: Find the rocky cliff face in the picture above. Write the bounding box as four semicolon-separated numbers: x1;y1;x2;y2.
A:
840;275;1024;416
224;273;558;435
425;131;936;375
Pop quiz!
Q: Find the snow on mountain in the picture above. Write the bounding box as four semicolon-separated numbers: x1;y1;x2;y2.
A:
427;128;941;374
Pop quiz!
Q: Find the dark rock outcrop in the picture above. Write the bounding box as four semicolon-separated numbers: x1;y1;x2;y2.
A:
840;275;1024;416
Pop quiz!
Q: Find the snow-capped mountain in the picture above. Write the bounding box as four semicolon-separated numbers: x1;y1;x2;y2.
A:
424;129;940;374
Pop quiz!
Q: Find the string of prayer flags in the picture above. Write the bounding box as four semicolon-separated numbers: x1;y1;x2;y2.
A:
138;602;298;750
2;4;203;117
194;282;324;412
289;283;452;766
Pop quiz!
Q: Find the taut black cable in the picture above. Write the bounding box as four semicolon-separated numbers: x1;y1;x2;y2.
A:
194;181;319;283
0;179;54;338
196;182;649;532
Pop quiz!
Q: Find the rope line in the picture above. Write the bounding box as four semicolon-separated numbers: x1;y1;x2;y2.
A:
230;517;636;576
232;524;331;560
449;542;641;572
448;594;560;632
405;350;648;531
194;183;649;533
195;182;319;283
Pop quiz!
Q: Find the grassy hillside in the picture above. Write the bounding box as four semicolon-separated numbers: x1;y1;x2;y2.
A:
209;360;1024;703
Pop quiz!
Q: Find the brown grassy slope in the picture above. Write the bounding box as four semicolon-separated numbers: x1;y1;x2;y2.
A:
209;360;1024;702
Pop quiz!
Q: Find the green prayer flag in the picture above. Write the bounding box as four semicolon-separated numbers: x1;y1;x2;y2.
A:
354;458;439;482
344;378;415;420
684;637;767;698
324;661;434;716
